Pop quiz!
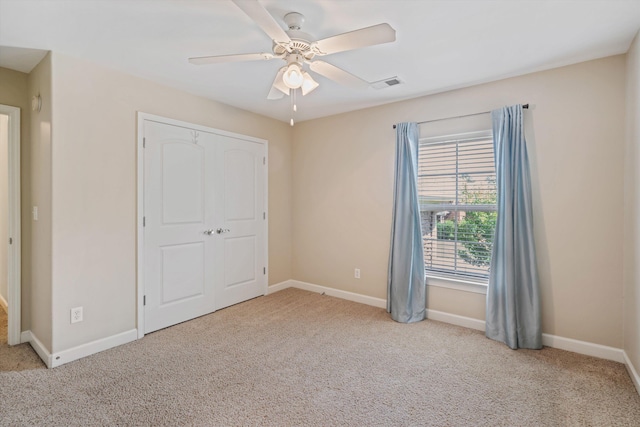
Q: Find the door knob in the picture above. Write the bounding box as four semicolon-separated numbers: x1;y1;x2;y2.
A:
216;228;230;234
204;229;215;235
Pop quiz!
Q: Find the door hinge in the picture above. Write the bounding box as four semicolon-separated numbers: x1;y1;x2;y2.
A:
143;216;146;227
263;267;266;275
143;137;146;148
8;237;12;245
143;295;146;306
263;212;266;220
263;157;266;165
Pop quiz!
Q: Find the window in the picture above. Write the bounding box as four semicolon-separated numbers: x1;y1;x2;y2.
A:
418;131;496;283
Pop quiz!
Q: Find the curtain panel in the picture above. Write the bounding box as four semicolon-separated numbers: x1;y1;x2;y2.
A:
486;105;542;349
387;122;426;323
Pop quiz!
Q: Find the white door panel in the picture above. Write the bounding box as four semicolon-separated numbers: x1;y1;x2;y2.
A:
160;242;204;304
224;149;256;221
143;119;266;333
144;121;216;333
161;143;204;224
214;136;266;310
224;236;256;287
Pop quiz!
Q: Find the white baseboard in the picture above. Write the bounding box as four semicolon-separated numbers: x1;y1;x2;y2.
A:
426;309;486;331
268;280;627;364
22;330;53;368
263;279;640;395
267;280;296;295
19;329;139;369
624;351;640;395
50;329;138;368
0;293;7;311
269;279;387;309
541;333;624;363
20;329;138;368
425;310;625;363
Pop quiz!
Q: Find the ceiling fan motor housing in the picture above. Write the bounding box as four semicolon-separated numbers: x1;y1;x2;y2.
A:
284;12;304;30
274;33;314;58
273;12;315;60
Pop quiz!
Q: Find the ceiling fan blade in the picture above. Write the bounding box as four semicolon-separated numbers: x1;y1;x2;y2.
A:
189;52;273;65
313;23;396;55
231;0;292;48
309;61;369;88
268;68;289;99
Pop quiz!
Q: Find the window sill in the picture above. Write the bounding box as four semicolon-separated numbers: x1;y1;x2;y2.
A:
426;274;488;295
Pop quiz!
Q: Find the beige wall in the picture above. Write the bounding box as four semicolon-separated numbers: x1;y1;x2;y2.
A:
292;55;626;348
50;53;292;353
27;53;53;351
624;31;640;372
4;48;631;357
0;66;31;329
0;115;7;303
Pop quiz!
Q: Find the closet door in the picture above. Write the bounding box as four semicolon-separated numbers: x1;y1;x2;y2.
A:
213;135;266;310
143;121;217;334
143;118;267;334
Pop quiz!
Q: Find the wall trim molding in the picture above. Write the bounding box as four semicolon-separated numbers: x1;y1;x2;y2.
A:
421;308;624;363
426;308;486;331
426;275;488;295
50;329;138;368
266;280;296;294
269;280;386;308
541;333;624;363
22;330;53;368
0;104;21;346
268;280;627;365
624;351;640;395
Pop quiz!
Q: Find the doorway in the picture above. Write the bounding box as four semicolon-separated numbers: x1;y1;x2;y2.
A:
0;104;21;346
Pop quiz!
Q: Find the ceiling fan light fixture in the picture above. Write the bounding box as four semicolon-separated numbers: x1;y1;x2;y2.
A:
301;72;319;96
283;62;304;89
273;67;291;95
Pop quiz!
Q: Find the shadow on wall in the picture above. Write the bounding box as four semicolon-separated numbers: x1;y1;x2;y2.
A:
524;107;554;333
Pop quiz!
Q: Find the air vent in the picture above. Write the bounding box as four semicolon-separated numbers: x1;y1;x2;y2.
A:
371;77;403;89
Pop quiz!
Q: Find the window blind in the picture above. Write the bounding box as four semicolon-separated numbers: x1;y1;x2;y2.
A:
418;131;496;281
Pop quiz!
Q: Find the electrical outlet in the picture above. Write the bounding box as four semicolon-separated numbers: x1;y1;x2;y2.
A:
70;307;83;324
355;268;361;279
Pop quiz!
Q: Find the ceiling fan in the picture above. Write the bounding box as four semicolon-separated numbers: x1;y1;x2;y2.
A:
189;0;396;102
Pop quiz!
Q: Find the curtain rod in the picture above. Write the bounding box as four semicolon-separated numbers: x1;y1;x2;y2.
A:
392;104;529;129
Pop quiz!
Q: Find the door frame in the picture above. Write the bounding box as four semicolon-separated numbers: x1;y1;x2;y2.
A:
136;112;268;339
0;104;21;346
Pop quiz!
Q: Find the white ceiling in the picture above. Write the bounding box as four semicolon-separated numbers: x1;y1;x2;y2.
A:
1;0;639;123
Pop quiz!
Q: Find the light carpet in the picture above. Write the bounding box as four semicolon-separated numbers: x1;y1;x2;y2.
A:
1;288;639;426
0;305;46;372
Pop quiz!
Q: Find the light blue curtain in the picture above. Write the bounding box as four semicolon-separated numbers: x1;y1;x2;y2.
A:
387;122;426;323
486;105;541;349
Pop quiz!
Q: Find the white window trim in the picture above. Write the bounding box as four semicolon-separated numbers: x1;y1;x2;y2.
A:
426;274;488;295
420;129;493;145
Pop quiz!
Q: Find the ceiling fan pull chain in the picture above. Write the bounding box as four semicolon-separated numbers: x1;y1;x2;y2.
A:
293;89;297;112
290;88;297;126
